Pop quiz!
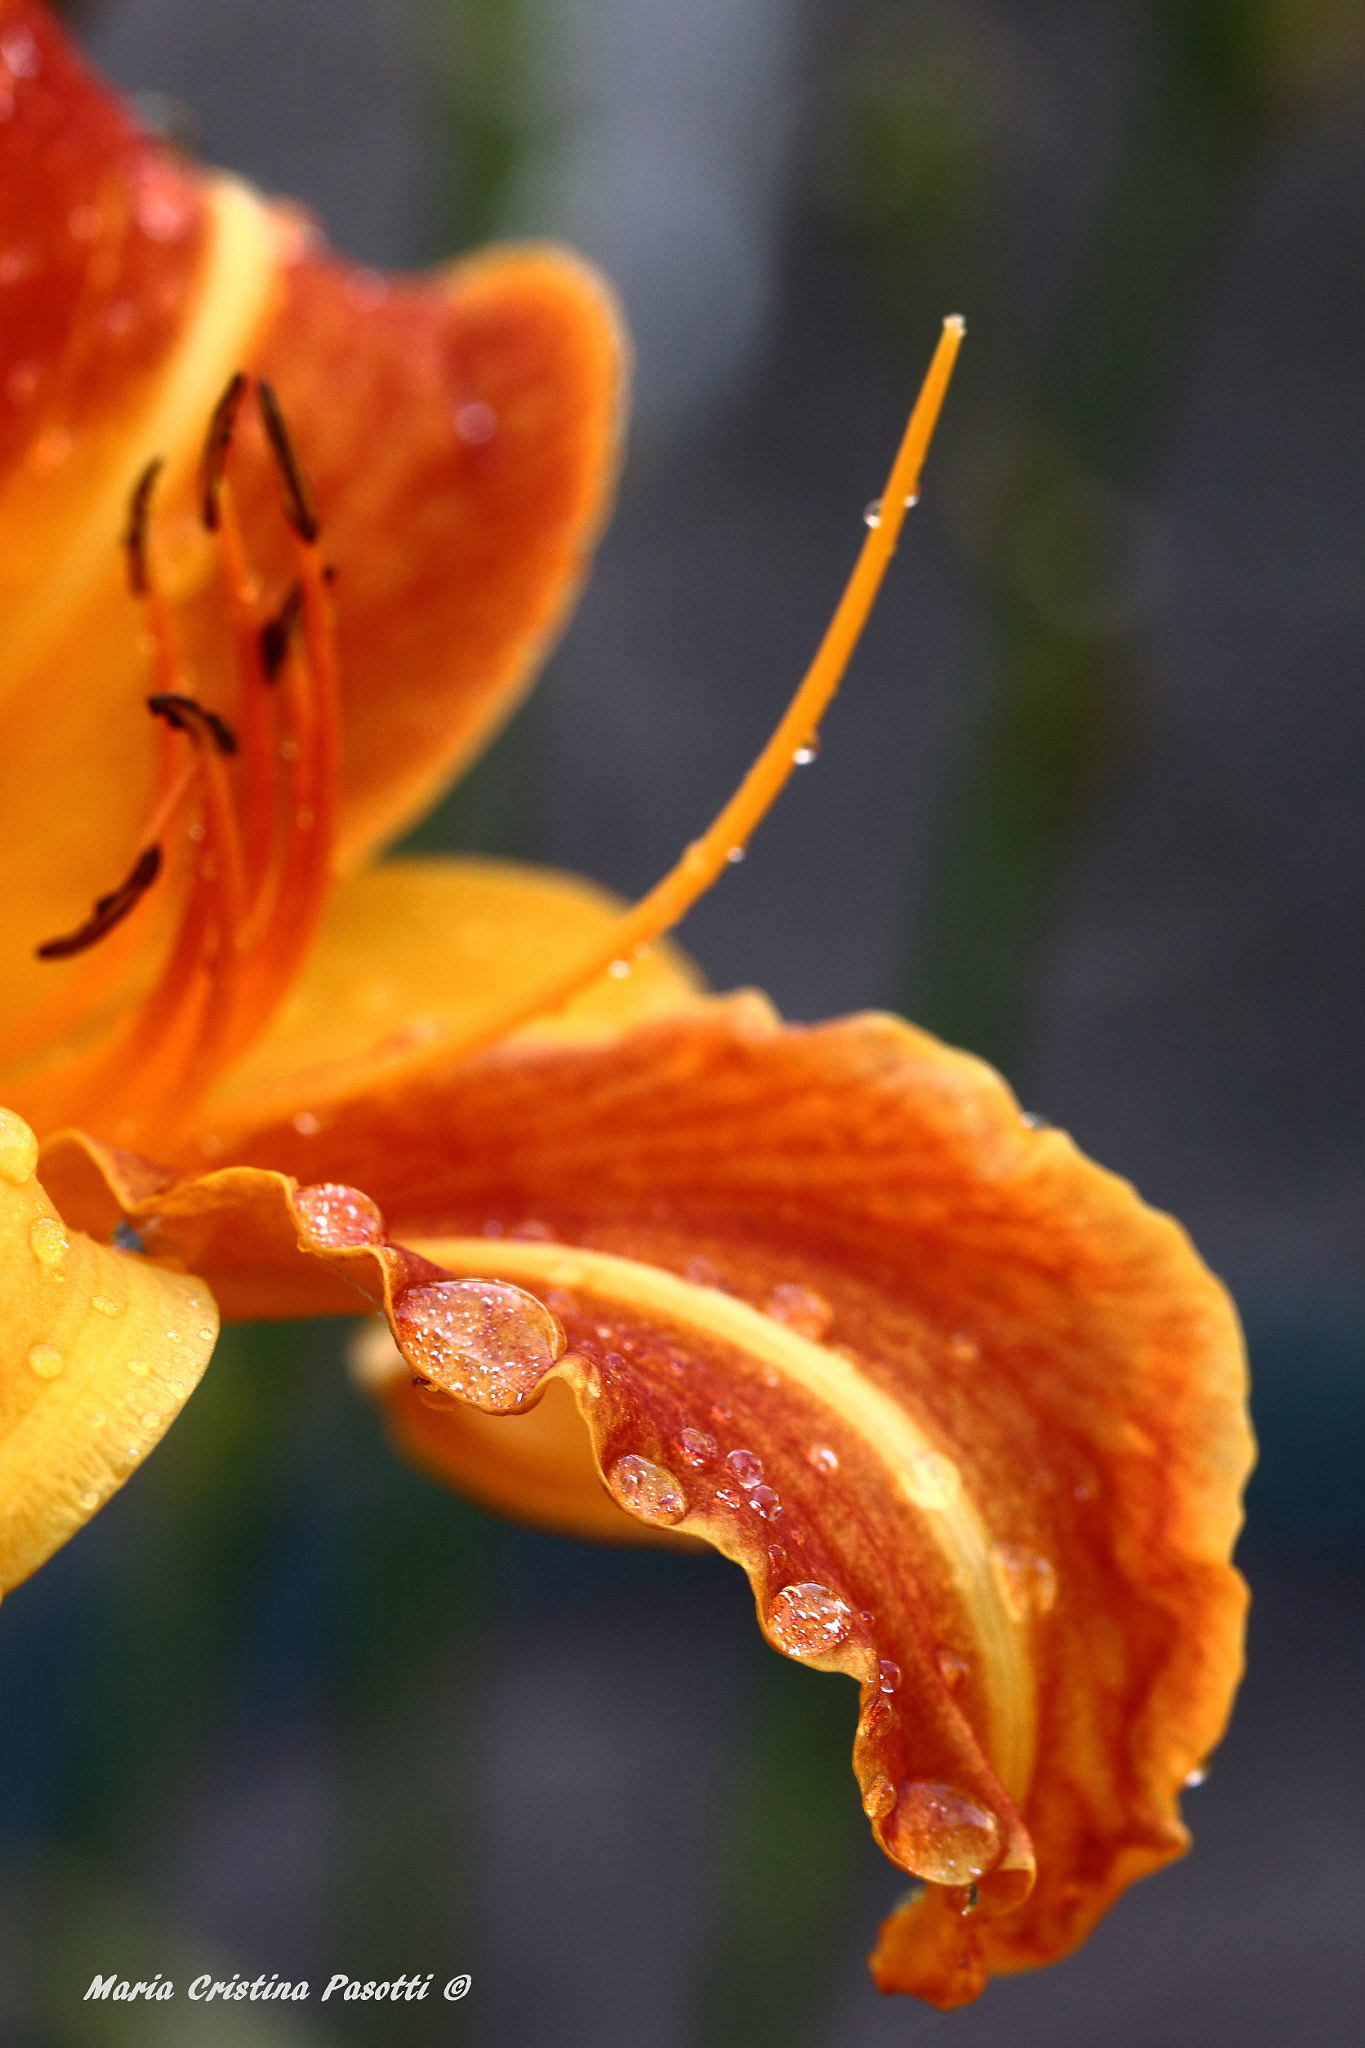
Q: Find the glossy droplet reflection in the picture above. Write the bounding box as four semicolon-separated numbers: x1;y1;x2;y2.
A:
884;1781;1002;1886
765;1281;833;1341
990;1542;1058;1621
768;1581;853;1658
0;1108;38;1184
27;1344;63;1380
294;1182;385;1247
607;1454;687;1525
726;1448;764;1490
29;1217;68;1268
900;1450;961;1511
862;1775;897;1820
678;1427;717;1468
394;1280;565;1412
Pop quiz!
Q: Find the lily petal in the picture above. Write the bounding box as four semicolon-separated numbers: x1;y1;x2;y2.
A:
1;1;626;1051
200;856;706;1130
47;999;1252;2002
0;1107;218;1594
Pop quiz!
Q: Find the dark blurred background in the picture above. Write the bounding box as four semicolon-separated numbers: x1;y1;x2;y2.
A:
3;1;1364;2042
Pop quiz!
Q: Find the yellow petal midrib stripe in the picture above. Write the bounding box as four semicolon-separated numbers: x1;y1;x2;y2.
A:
409;1232;1036;1799
0;177;279;705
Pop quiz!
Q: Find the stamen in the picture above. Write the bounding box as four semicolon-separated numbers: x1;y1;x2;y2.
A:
260;581;302;681
35;845;162;960
200;370;248;531
434;315;965;1064
146;692;239;756
257;378;320;543
122;456;163;597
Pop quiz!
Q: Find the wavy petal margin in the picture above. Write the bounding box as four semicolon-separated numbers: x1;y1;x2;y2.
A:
43;1000;1253;2004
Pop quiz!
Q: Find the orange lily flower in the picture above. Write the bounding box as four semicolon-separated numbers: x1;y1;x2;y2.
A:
0;0;1253;2011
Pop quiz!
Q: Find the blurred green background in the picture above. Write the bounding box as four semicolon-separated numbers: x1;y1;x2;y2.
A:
6;2;1365;2042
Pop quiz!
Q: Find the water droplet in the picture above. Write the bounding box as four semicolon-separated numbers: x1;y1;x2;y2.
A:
1;25;41;76
165;1329;179;1343
294;1182;385;1247
27;1344;63;1380
935;1647;968;1691
608;958;631;978
1184;1765;1209;1789
807;1443;839;1475
878;1659;901;1694
0;1108;38;1184
949;1331;979;1362
714;1485;744;1509
29;1217;68;1268
292;1110;320;1137
864;500;882;528
768;1582;853;1657
748;1485;782;1520
1020;1110;1050;1130
726;1448;763;1490
884;1782;1002;1886
78;1489;100;1512
678;1428;718;1468
860;1695;893;1738
127;1358;149;1378
793;735;821;766
455;400;497;445
139;1410;161;1430
862;1775;897;1820
899;1451;961;1511
765;1282;833;1342
394;1279;565;1412
990;1543;1058;1621
608;1454;686;1525
90;1294;121;1316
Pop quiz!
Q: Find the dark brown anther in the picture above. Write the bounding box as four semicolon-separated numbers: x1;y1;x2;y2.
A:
37;845;162;959
200;370;248;530
259;580;302;682
147;692;239;756
256;378;320;544
123;456;164;596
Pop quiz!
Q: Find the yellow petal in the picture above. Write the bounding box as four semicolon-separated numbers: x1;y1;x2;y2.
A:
195;856;706;1138
0;1107;218;1594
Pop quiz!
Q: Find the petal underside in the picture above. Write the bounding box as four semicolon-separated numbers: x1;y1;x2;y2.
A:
42;1000;1253;2003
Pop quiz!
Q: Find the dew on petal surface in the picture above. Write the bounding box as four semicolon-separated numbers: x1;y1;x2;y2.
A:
884;1782;1002;1886
726;1448;764;1490
295;1182;386;1247
678;1427;717;1468
990;1542;1058;1620
765;1281;833;1341
607;1455;686;1526
29;1218;68;1268
394;1280;565;1412
768;1582;853;1658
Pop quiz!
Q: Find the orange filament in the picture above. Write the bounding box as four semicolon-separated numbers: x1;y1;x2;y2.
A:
438;316;964;1064
22;380;343;1145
